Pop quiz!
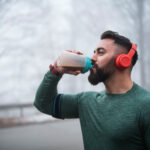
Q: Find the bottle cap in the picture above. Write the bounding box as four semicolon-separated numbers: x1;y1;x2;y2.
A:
81;57;93;73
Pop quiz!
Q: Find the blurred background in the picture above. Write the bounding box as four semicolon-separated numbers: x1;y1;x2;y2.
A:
0;0;150;149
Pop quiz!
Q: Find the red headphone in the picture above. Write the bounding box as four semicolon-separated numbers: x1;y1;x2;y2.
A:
115;43;137;69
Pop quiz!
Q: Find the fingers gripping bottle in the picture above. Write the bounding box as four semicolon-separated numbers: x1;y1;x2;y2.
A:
57;51;93;73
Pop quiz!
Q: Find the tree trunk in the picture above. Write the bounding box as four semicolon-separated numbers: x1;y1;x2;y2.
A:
137;0;145;87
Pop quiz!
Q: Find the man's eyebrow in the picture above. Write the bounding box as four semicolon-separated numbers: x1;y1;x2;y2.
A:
94;47;106;53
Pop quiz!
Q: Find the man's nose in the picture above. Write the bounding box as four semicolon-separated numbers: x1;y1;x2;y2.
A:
91;54;97;65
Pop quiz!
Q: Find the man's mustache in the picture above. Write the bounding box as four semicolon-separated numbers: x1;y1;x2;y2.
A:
91;60;98;69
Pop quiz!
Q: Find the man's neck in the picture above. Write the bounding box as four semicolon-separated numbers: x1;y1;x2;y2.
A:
104;72;133;94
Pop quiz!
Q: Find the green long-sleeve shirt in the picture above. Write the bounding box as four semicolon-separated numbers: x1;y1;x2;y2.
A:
34;71;150;150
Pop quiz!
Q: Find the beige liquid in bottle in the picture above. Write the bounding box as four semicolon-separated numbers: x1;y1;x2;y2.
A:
57;51;86;70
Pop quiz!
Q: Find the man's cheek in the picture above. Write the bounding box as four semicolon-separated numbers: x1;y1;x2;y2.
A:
97;55;113;68
97;58;105;68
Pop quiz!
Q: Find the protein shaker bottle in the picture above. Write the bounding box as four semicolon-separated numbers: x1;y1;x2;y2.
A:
57;50;93;73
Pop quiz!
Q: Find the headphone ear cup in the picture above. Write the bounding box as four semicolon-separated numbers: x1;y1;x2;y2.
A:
115;54;131;69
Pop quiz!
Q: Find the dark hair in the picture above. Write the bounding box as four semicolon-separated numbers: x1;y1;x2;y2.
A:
101;30;138;67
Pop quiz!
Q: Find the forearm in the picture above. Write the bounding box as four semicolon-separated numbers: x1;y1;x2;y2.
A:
34;70;62;115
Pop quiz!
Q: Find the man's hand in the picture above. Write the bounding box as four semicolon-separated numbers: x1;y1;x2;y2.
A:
53;50;84;76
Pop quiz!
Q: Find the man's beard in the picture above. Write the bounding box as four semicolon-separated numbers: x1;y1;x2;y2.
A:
88;61;114;85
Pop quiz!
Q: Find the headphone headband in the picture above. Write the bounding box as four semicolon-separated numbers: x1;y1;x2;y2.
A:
131;43;137;51
128;43;137;59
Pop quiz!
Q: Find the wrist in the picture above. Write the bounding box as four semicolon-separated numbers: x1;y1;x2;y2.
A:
49;64;63;77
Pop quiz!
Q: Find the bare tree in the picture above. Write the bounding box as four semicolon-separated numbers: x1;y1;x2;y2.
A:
136;0;145;87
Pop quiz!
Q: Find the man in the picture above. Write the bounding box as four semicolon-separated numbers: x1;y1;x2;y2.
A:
34;31;150;150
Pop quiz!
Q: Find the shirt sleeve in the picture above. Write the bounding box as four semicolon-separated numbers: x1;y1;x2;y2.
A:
34;70;82;119
34;71;61;115
145;125;150;150
60;93;81;119
140;98;150;149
